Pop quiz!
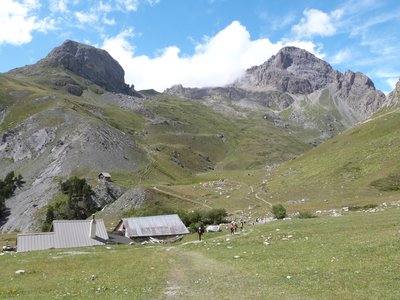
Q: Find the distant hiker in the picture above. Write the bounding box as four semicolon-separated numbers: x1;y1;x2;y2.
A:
197;227;205;241
239;220;244;232
229;221;237;235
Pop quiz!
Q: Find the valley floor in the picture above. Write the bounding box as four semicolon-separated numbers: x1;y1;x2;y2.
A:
1;207;400;299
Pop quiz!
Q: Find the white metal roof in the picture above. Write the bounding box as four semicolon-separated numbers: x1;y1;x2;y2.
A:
99;172;111;177
17;219;108;252
52;220;108;249
120;214;189;237
17;232;56;252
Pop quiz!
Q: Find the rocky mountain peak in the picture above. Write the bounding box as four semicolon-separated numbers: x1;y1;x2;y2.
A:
237;46;337;94
39;40;135;95
270;46;331;71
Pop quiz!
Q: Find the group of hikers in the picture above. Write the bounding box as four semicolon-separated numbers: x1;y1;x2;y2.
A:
228;220;244;235
197;219;244;241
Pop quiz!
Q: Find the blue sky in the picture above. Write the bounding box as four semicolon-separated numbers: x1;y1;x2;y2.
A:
1;0;399;93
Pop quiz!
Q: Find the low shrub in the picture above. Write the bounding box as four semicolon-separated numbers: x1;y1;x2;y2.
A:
272;204;286;219
298;211;316;219
370;174;400;191
348;204;378;211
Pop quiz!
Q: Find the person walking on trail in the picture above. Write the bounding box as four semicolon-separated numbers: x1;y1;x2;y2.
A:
239;220;244;232
229;221;236;235
197;226;205;241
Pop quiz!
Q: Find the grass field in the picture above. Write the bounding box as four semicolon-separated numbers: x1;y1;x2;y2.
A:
1;206;400;299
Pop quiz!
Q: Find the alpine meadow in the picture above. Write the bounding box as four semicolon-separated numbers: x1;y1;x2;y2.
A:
1;12;400;299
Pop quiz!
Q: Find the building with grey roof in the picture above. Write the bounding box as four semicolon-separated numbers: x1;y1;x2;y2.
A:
17;215;108;252
113;214;189;241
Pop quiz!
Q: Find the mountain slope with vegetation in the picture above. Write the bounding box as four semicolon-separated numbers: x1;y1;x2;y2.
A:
0;40;396;231
261;102;400;212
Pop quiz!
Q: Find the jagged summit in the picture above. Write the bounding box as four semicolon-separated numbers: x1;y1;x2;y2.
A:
237;46;338;94
38;40;135;95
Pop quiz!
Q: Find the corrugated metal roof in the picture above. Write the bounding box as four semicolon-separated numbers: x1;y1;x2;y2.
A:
17;232;56;252
122;214;189;237
17;219;109;252
99;172;111;177
52;220;109;249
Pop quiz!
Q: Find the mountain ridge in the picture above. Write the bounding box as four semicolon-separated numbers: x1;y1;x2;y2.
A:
0;40;399;232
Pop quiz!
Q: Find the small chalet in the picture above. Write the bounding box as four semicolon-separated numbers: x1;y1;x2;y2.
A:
113;214;189;242
98;172;112;182
17;215;108;252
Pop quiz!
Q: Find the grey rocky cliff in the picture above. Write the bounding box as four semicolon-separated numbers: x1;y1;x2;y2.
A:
0;100;148;232
38;40;136;95
167;46;386;131
93;181;125;208
237;46;338;94
386;80;400;107
236;47;385;119
332;70;386;120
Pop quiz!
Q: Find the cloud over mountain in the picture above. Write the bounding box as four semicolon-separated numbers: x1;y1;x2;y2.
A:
102;21;321;91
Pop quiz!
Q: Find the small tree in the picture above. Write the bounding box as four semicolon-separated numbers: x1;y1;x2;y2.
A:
42;205;55;231
0;172;25;218
272;203;286;219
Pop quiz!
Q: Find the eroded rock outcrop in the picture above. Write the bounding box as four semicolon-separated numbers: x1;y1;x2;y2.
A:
386;80;400;107
39;40;135;95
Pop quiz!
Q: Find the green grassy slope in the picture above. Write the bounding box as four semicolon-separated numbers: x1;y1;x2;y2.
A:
2;207;400;299
263;106;400;211
0;68;315;221
2;65;398;221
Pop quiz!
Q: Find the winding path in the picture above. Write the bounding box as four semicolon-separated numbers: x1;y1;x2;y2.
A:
152;186;212;209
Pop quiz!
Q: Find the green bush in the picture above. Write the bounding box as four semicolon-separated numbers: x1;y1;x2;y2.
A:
370;174;400;191
298;211;316;219
272;204;286;219
348;204;378;211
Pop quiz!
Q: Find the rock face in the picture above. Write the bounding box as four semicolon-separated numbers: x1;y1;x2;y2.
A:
167;46;386;131
386;80;400;106
237;47;385;118
39;40;134;95
238;46;338;94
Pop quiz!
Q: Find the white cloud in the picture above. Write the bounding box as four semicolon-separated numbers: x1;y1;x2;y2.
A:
116;0;139;11
49;0;69;13
102;21;322;91
292;8;341;38
146;0;160;6
98;1;113;13
0;0;49;45
330;48;352;64
386;78;398;90
75;11;99;24
103;16;116;25
375;70;399;89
